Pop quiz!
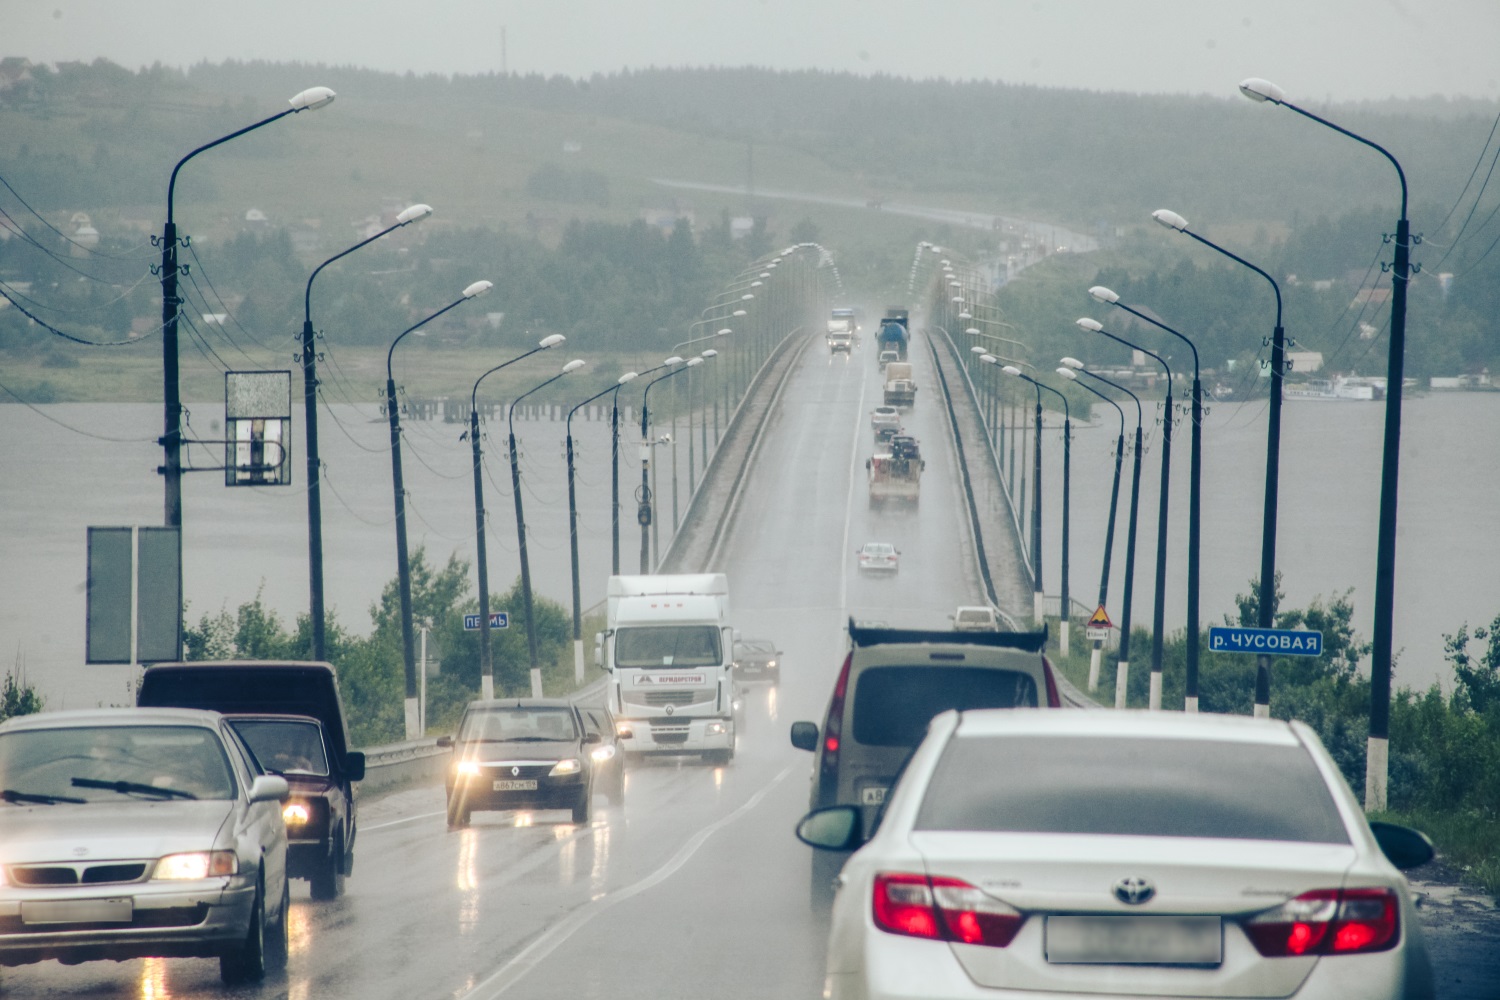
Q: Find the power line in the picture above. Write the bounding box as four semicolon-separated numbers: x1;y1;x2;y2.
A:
0;282;157;347
0;375;156;442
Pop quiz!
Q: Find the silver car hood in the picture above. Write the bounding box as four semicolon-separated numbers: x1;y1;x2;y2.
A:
0;800;233;864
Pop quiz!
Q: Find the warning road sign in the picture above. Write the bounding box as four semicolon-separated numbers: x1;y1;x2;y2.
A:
1085;605;1113;642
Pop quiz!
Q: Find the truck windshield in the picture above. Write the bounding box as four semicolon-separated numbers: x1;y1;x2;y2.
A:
615;626;722;668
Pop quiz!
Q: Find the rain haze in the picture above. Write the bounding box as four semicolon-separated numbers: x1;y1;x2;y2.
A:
8;0;1500;100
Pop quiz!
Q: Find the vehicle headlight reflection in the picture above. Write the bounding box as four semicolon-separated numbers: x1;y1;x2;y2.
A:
154;850;237;880
590;744;617;763
550;758;582;776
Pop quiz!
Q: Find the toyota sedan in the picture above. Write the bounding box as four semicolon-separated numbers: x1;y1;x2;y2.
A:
798;710;1435;1000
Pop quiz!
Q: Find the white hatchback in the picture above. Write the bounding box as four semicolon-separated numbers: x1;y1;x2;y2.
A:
870;406;901;433
798;710;1435;1000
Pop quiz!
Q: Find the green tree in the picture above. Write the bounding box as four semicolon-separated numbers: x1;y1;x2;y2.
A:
1445;614;1500;714
0;665;44;722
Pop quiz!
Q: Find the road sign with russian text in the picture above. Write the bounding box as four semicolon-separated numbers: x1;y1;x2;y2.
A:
1208;626;1323;657
463;612;510;631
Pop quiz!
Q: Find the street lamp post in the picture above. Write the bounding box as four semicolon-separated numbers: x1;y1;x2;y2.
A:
1240;77;1411;809
1153;208;1286;717
1057;363;1126;690
157;85;334;658
568;373;638;685
300;202;431;661
672;329;730;501
1091;285;1203;714
614;359;678;574
1061;359;1144;708
1077;316;1173;710
509;360;588;697
639;359;693;573
468;334;566;700
386;280;492;737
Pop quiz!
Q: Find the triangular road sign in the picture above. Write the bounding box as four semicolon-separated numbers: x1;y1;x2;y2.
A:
1088;605;1113;629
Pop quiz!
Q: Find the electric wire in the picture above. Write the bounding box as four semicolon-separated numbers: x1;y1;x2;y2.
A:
0;375;157;441
0;172;155;260
0;282;157;346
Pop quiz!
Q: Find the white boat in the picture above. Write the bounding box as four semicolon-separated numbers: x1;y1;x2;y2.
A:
1284;375;1384;401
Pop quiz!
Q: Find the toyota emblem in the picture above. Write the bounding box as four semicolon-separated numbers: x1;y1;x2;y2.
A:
1113;877;1155;905
511;766;520;777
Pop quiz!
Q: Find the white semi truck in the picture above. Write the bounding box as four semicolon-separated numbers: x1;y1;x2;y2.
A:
597;573;737;765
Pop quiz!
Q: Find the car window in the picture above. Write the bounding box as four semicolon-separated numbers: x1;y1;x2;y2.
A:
917;735;1349;844
459;707;579;742
0;725;237;802
851;666;1038;747
230;719;330;776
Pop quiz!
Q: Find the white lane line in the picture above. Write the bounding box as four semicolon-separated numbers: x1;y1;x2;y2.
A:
838;361;868;618
462;762;797;1000
363;810;446;832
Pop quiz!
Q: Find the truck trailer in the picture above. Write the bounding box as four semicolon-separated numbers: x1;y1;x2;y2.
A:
875;308;909;363
883;360;917;407
597;574;737;764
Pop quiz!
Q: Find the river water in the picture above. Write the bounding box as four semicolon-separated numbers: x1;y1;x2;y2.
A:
1;390;1496;709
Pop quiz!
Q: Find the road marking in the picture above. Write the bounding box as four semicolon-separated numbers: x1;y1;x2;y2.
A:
363;810;446;832
838;360;868;618
461;762;797;1000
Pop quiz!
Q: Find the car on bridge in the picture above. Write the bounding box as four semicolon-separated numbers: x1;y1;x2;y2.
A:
856;541;900;574
870;405;901;434
796;710;1436;1000
950;605;1000;632
733;637;782;686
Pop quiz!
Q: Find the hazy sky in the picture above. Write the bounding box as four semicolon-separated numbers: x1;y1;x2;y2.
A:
7;0;1499;102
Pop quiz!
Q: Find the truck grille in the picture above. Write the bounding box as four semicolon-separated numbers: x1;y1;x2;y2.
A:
649;724;691;744
641;690;704;707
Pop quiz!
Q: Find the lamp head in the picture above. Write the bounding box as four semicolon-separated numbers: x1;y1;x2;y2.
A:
1002;365;1023;377
1088;285;1120;305
538;334;565;348
759;272;771;279
716;328;732;336
732;309;748;317
965;327;980;335
980;354;998;365
750;280;764;287
1239;77;1286;104
1060;356;1085;369
1152;209;1189;232
664;356;685;365
741;293;755;301
462;280;493;299
958;311;973;320
289;86;337;111
970;345;985;354
700;349;718;359
951;296;965;304
686;357;704;368
561;359;586;374
1056;367;1079;381
396;203;433;225
1076;318;1104;332
617;372;639;385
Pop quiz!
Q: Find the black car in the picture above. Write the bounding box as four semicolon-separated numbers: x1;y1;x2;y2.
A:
733;638;782;686
438;699;603;828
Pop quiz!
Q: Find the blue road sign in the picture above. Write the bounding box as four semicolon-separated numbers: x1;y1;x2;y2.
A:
463;612;510;631
1208;626;1323;657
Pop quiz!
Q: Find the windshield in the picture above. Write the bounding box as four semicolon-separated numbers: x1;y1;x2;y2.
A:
0;725;235;802
917;735;1349;844
458;707;579;743
230;719;330;776
615;625;722;668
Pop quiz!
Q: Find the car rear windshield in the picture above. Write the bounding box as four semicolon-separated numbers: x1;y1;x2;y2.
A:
851;666;1038;747
916;735;1349;844
230;719;330;776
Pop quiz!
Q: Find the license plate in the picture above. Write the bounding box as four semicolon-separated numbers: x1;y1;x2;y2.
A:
1046;915;1222;965
493;779;538;791
22;899;133;925
860;786;888;806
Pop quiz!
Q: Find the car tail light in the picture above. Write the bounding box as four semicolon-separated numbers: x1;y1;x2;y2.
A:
1244;888;1399;956
1041;655;1061;708
817;653;853;796
873;873;1023;948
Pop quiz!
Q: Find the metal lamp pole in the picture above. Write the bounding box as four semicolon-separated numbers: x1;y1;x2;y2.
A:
1091;285;1202;713
1153;208;1286;717
386;280;492;737
1240;77;1410;809
468;333;566;699
157;85;334;658
1063;360;1144;708
639;359;690;573
567;373;638;684
509;360;588;696
1058;362;1126;691
614;359;677;574
1077;316;1173;710
300;202;431;661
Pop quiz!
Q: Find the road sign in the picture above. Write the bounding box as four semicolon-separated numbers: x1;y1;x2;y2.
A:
1085;604;1113;642
463;611;510;631
1208;626;1323;658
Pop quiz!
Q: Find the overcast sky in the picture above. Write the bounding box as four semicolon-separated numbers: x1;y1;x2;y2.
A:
7;0;1499;102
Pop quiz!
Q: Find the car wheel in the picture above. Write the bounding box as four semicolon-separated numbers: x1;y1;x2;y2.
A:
571;787;593;824
809;850;846;913
309;835;343;900
266;877;290;972
446;795;471;830
606;765;626;806
220;877;267;984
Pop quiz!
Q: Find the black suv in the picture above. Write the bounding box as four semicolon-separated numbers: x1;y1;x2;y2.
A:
439;699;603;828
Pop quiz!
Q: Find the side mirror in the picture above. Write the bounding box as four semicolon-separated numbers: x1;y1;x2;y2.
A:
1369;820;1435;870
796;805;864;851
583;732;602;745
436;735;454;749
249;774;289;804
344;751;366;782
790;721;818;752
593;632;607;670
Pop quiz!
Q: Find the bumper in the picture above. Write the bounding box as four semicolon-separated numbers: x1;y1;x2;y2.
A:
0;878;256;967
619;717;734;754
450;773;587;812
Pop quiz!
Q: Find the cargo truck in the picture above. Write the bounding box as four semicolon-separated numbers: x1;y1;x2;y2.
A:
866;440;923;507
597;574;737;765
875;308;909;363
883;360;916;407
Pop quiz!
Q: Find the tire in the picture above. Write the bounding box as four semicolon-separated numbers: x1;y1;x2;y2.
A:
571;786;593;824
605;766;626;806
266;878;290;973
309;835;343;900
446;793;470;830
810;850;846;913
220;878;267;984
703;748;733;767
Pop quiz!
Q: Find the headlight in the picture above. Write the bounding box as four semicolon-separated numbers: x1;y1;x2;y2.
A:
154;850;238;880
705;722;727;736
615;722;634;739
590;744;617;763
549;758;582;776
455;760;481;778
283;802;311;825
767;660;777;668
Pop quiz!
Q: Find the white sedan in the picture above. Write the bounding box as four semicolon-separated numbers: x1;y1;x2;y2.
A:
798;709;1435;1000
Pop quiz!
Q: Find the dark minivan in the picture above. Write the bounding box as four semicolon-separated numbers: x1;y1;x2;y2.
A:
137;660;364;899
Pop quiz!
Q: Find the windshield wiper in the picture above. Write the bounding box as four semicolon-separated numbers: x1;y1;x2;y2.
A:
504;736;570;742
71;777;198;800
1;788;86;805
